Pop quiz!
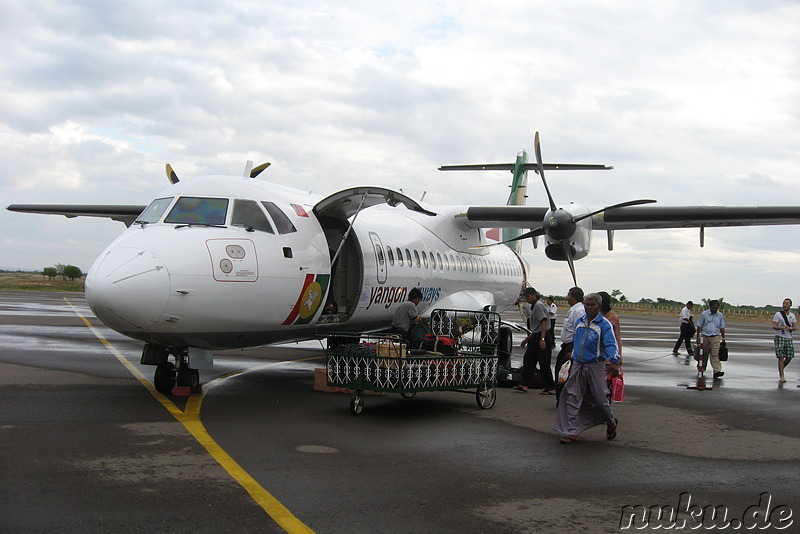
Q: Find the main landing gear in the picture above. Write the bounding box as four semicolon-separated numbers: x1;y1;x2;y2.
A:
142;344;202;396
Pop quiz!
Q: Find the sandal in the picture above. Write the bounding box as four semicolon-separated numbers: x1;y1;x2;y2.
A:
559;436;579;444
513;385;528;393
606;418;618;441
539;390;556;395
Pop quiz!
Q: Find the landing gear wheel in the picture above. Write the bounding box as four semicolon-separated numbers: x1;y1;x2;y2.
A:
400;392;417;399
176;368;200;389
154;363;176;394
476;382;496;409
350;391;365;415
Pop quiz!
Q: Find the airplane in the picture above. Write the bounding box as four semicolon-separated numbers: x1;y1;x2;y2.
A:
8;133;800;394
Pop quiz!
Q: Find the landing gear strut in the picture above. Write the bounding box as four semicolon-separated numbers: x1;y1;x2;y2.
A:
143;345;201;396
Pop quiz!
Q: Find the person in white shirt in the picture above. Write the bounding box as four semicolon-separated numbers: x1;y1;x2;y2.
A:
672;301;695;357
555;287;585;387
772;298;796;383
546;296;558;347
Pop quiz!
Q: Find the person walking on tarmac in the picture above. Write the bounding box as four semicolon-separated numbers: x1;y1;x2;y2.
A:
695;300;726;379
772;298;796;383
517;288;555;394
673;301;695;358
553;292;620;444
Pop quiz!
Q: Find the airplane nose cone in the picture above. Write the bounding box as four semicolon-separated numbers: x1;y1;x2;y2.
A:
85;248;170;332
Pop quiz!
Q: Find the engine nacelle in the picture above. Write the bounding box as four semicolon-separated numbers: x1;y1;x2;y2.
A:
543;205;592;261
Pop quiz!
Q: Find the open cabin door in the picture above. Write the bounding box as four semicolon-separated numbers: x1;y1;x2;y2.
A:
313;187;435;323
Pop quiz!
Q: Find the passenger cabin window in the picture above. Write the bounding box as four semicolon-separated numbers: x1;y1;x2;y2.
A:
231;199;274;233
386;247;394;265
165;197;228;225
396;247;403;266
136;197;173;224
261;202;297;234
405;249;412;267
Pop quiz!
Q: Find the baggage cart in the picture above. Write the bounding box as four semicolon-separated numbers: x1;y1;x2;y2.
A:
325;309;501;414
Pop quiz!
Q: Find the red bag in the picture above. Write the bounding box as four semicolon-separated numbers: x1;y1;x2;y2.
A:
419;334;457;356
610;374;625;402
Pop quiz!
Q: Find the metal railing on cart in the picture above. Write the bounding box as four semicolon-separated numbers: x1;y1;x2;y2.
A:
325;308;502;414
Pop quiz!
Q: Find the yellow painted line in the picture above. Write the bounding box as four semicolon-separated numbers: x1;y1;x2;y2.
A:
65;297;315;534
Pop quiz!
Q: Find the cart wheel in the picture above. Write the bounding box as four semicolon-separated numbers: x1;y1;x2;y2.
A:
350;391;365;415
400;392;417;399
476;382;496;409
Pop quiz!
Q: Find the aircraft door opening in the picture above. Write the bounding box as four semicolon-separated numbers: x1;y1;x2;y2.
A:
368;232;387;284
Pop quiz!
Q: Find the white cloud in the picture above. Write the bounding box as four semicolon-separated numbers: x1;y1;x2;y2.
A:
1;0;800;305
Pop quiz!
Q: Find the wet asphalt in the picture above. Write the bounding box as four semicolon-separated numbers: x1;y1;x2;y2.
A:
0;291;798;533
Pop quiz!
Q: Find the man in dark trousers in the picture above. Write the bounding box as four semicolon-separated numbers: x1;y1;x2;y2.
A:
518;288;555;394
672;300;695;357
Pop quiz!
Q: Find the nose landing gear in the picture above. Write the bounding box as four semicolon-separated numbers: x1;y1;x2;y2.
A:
144;344;202;396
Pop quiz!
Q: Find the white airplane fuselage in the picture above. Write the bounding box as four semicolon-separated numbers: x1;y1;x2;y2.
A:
84;175;526;352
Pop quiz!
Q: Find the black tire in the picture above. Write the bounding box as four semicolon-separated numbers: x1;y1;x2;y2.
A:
498;327;513;368
476;382;496;409
154;363;176;394
350;391;365;415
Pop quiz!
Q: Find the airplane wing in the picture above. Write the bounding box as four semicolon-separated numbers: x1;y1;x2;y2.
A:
6;204;147;227
439;163;612;171
593;205;800;230
461;205;800;230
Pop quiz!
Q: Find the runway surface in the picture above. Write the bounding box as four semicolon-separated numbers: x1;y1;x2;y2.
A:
1;291;798;533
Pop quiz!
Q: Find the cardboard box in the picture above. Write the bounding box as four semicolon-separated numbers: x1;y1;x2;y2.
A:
313;368;382;395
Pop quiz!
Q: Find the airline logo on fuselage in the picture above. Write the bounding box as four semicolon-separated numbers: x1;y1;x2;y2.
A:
366;285;441;311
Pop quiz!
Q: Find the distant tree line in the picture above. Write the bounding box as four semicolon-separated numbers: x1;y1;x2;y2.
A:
42;264;83;281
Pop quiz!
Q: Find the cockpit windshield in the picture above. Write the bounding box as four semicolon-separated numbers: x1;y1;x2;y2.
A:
165;197;229;225
135;197;173;224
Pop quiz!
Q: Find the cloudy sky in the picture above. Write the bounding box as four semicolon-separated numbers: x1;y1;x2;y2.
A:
2;0;799;307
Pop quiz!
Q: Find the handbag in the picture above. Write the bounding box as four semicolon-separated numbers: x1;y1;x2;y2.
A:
557;359;571;383
718;341;728;362
610;373;624;402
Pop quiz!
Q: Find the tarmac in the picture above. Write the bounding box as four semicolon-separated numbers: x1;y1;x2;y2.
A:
0;291;798;533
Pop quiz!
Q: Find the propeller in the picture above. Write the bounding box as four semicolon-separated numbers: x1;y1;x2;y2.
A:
477;132;656;285
165;163;179;184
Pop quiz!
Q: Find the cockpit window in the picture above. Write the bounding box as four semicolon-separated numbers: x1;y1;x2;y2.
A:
231;199;274;233
261;202;297;234
135;197;173;224
164;197;229;225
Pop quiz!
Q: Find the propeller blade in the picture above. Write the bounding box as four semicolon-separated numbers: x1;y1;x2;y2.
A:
534;132;558;211
250;162;271;178
561;239;578;286
165;163;179;184
572;199;656;224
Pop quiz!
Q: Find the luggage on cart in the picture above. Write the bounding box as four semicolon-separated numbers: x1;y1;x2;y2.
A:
419;334;457;355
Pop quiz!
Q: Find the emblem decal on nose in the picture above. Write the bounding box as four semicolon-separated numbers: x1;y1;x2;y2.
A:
283;273;331;325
